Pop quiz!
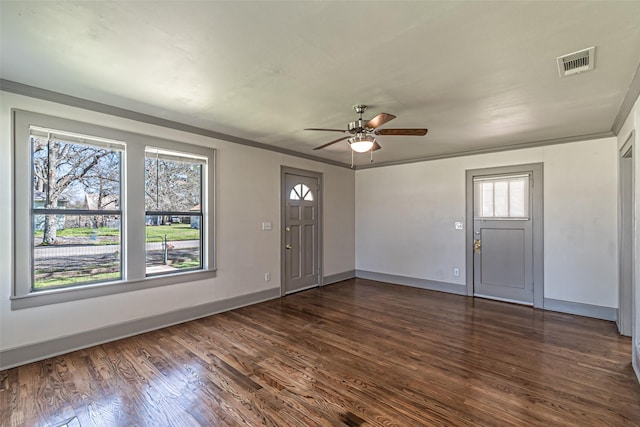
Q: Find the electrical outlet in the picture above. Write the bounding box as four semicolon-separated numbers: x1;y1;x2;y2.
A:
453;268;460;277
264;272;270;282
455;222;464;230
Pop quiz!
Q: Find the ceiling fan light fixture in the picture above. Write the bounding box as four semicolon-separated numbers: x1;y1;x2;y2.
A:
348;134;375;153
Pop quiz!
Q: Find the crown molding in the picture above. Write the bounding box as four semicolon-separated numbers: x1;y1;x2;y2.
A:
0;79;351;169
2;79;623;171
612;59;640;135
355;131;614;170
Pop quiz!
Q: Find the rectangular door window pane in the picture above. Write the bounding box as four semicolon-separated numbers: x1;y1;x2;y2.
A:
509;180;526;217
474;175;529;219
482;183;494;217
493;181;509;217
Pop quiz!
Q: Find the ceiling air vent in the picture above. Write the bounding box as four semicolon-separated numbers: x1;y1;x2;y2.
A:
557;47;595;77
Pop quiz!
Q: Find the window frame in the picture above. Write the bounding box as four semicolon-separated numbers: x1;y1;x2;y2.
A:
144;146;205;276
289;183;314;201
473;173;531;220
12;110;216;309
30;129;125;290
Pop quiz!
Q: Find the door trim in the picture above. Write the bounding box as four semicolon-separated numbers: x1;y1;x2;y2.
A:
465;163;544;308
280;166;323;296
618;132;634;336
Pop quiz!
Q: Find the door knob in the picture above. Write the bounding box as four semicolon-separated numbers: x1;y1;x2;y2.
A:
473;239;481;252
285;244;292;250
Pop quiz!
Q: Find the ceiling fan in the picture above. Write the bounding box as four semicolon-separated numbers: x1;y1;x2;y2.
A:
305;105;428;161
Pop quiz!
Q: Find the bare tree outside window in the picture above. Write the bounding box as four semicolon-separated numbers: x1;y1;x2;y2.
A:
31;128;123;289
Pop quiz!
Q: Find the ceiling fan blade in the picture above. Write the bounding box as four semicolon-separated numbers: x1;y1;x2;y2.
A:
376;128;428;136
366;113;396;129
304;128;347;133
313;136;350;150
372;141;382;151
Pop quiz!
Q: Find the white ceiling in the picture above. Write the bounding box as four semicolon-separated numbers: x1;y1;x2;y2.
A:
2;1;640;167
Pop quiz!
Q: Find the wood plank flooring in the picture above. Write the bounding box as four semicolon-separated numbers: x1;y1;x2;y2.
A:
1;278;639;426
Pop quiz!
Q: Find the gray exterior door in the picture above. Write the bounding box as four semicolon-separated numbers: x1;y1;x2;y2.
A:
473;173;534;305
283;171;320;294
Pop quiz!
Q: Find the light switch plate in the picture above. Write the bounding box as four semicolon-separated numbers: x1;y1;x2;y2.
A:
455;222;464;230
262;221;272;230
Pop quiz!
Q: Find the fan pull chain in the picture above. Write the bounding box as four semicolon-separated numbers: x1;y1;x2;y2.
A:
351;150;354;169
370;149;373;163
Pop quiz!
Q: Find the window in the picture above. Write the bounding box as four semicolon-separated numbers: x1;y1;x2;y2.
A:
289;183;314;201
30;127;124;290
473;174;529;219
145;147;204;275
13;110;216;309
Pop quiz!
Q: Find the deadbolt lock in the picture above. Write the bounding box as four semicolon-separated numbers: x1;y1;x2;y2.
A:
285;244;292;250
473;239;481;252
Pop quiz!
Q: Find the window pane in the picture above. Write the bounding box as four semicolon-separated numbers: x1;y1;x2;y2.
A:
145;155;202;212
301;184;314;201
290;183;314;201
145;147;204;277
289;188;300;200
145;218;201;274
474;175;529;219
509;180;526;217
32;135;121;210
494;181;509;217
481;183;494;217
33;214;121;290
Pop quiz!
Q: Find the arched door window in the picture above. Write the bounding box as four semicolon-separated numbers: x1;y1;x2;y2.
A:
289;183;314;201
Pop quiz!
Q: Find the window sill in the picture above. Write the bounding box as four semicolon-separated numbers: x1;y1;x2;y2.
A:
10;269;217;310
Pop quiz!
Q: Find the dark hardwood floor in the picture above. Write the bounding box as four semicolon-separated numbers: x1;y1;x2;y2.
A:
1;278;639;426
